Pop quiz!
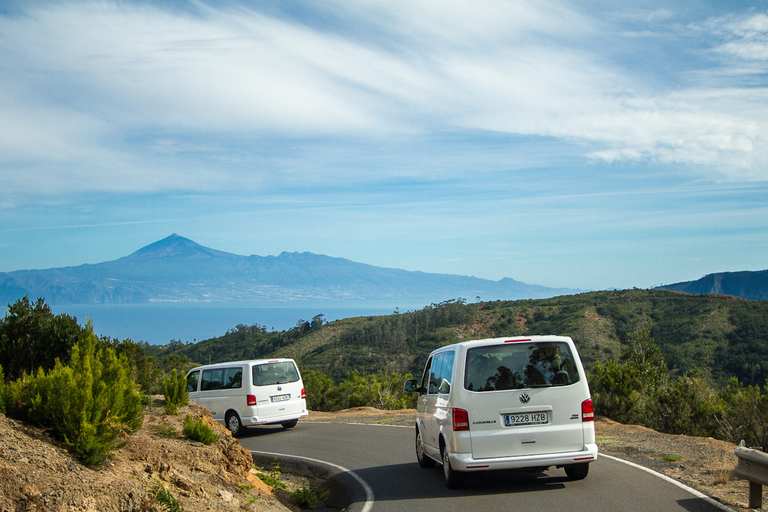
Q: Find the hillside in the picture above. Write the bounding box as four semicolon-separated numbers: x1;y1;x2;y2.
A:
658;269;768;301
0;399;288;512
150;289;768;387
0;234;578;305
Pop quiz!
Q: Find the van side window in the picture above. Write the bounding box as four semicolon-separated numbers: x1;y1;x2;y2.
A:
186;370;200;392
465;342;580;391
222;368;242;389
420;357;433;393
428;351;455;395
201;367;243;391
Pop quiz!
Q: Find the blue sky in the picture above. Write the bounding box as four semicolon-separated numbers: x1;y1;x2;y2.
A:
1;0;767;291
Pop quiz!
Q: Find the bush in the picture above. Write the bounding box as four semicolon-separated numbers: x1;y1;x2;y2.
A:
182;414;219;445
290;482;328;509
304;370;417;412
150;480;183;512
0;330;144;466
0;296;83;381
162;369;188;415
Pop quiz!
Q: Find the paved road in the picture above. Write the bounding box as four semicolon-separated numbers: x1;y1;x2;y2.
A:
238;422;732;512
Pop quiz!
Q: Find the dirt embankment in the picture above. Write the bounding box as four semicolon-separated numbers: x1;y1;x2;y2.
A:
0;399;289;512
0;403;759;512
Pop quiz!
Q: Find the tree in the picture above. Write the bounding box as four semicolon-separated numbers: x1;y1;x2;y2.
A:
0;296;83;380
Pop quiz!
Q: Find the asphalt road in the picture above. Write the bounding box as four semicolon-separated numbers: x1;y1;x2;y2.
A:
238;422;733;512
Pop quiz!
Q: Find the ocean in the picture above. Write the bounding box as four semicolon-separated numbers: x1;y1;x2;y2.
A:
49;302;425;345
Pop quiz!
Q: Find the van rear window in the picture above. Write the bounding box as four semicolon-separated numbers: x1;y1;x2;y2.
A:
465;342;579;391
252;362;300;386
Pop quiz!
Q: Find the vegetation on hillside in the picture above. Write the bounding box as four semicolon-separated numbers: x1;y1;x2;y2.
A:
4;289;768;452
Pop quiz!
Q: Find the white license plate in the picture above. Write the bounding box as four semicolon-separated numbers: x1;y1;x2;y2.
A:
271;394;290;403
504;412;549;427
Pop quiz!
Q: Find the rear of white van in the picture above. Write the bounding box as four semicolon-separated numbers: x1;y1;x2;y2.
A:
247;359;308;428
186;358;307;436
410;336;597;488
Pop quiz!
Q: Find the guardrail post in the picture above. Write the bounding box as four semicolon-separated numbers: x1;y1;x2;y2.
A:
734;440;768;509
749;481;762;509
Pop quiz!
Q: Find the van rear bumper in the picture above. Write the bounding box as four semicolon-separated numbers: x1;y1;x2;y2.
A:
247;410;309;425
449;443;598;471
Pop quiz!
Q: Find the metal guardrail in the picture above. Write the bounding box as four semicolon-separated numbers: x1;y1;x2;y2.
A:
734;440;768;509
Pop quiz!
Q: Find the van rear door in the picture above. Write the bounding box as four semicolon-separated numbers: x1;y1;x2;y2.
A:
462;341;587;459
251;361;304;420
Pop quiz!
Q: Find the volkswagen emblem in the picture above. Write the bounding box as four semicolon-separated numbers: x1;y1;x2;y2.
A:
277;386;282;391
519;393;531;404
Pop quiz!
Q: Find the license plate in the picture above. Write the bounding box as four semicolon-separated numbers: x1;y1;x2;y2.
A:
271;394;290;403
504;412;549;427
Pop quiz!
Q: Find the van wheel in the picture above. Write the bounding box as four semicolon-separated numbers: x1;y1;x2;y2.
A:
226;412;243;437
281;420;298;429
565;462;590;481
416;430;436;468
442;448;465;489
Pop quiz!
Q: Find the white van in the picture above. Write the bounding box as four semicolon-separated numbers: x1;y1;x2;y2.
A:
405;335;598;488
185;359;308;436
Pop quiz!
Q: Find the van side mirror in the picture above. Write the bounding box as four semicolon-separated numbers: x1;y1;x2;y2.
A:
404;379;425;394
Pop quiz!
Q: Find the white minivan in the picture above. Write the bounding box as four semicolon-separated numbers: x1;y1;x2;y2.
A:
405;336;597;488
185;359;308;436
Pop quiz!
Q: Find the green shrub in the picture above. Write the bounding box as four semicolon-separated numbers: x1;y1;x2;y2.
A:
1;330;144;466
182;414;219;445
150;480;183;512
304;370;417;412
162;369;188;415
290;482;328;509
255;461;286;489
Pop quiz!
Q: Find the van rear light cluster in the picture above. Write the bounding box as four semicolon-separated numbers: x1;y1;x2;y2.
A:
582;399;594;422
247;395;257;406
452;408;470;431
301;388;306;400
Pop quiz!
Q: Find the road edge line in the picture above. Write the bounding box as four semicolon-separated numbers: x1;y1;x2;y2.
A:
600;453;736;512
250;450;374;512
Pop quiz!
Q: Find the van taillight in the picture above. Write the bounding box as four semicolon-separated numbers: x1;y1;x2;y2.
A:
247;395;256;406
452;408;469;431
582;399;594;422
301;388;306;400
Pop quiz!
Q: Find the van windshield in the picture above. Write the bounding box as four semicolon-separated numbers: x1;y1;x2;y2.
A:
252;362;300;386
464;342;580;391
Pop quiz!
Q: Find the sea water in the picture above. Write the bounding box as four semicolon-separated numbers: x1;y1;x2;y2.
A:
49;302;425;345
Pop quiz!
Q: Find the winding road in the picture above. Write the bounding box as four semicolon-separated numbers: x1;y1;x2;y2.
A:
239;422;734;512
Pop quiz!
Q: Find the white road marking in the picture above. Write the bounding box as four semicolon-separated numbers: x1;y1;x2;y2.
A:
600;454;736;512
250;450;374;512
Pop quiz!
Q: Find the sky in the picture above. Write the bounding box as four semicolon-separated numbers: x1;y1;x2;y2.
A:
1;0;767;292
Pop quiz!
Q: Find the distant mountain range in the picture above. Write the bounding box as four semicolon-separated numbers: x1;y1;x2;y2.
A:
656;269;768;300
0;234;581;305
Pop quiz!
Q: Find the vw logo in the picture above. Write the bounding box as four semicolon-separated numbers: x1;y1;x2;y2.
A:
277;386;282;391
519;393;531;404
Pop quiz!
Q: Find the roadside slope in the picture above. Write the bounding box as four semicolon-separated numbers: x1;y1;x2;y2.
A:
0;400;288;512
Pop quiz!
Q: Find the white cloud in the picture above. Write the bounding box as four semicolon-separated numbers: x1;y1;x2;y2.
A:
1;0;768;203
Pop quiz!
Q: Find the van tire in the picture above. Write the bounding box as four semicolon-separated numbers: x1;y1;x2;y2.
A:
281;420;298;429
565;462;590;481
226;412;243;437
442;448;465;489
416;430;436;468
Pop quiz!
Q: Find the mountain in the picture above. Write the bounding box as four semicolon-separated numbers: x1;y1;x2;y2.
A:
656;269;768;300
0;234;579;305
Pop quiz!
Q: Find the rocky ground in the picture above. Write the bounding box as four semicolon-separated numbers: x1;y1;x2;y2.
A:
0;399;294;512
0;403;758;512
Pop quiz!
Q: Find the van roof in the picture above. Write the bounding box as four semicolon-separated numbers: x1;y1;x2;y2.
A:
431;335;574;355
186;358;295;371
